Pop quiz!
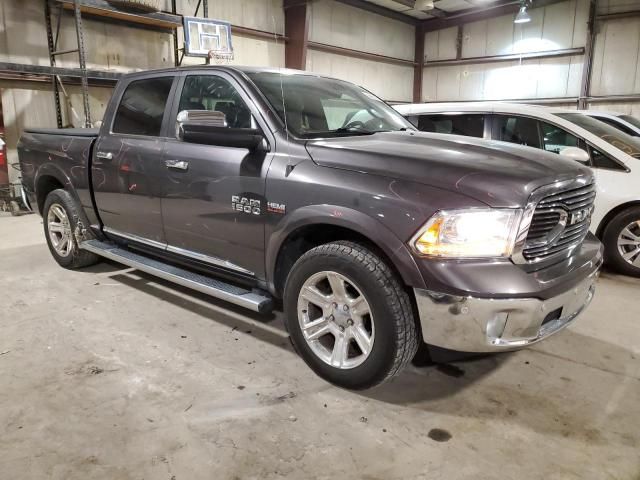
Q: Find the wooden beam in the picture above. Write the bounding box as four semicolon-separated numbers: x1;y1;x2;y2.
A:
423;47;585;67
413;25;425;102
307;42;416;67
595;10;640;21
55;0;181;30
231;25;286;42
284;0;309;70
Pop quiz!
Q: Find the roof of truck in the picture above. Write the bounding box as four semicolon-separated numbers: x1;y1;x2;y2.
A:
123;65;334;79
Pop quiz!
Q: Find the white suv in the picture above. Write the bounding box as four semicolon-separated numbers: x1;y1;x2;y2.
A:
394;102;640;277
581;110;640;137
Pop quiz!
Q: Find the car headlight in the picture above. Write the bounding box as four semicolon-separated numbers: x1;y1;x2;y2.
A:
410;208;523;258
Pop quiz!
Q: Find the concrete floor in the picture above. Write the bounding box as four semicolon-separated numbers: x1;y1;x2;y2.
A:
1;214;639;480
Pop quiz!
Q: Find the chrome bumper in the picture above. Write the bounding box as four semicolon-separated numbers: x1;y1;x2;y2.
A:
414;269;599;352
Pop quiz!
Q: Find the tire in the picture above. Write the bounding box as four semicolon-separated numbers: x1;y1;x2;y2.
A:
43;189;100;269
283;241;419;390
602;206;640;277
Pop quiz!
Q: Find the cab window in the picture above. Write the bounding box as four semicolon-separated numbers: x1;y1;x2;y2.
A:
494;115;541;149
416;114;485;138
112;77;174;136
178;75;252;129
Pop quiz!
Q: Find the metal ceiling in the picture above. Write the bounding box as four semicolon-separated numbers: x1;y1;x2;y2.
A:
361;0;512;20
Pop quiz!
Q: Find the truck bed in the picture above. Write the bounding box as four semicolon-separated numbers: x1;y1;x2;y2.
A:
18;129;98;220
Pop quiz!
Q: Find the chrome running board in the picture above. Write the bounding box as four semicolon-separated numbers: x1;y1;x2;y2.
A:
80;239;273;313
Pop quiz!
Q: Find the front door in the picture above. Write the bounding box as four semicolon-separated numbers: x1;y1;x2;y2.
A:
160;72;270;278
92;74;176;245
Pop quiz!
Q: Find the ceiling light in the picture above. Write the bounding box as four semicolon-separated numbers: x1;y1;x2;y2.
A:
514;7;531;23
415;0;435;11
514;5;531;23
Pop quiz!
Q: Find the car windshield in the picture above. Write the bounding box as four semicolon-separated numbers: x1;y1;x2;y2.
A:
557;112;640;158
246;72;414;138
619;114;640;130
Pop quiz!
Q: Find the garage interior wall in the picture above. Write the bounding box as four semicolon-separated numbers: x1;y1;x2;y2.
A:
0;0;285;187
421;0;640;116
422;0;589;102
306;0;415;103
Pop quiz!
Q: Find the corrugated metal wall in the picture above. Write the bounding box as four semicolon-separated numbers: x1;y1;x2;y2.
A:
421;0;640;117
0;0;285;186
306;0;415;102
422;0;590;101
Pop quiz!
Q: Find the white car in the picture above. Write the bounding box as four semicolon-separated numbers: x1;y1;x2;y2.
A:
394;102;640;276
579;110;640;137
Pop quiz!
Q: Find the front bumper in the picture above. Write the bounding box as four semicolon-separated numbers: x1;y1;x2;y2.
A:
414;263;601;353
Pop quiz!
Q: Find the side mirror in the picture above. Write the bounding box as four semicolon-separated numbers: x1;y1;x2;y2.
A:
176;110;266;151
559;146;590;164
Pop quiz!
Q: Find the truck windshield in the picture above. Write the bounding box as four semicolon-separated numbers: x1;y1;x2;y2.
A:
557;112;640;158
246;72;414;138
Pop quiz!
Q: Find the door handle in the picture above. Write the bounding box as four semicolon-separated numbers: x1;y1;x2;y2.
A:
165;159;189;171
96;151;113;160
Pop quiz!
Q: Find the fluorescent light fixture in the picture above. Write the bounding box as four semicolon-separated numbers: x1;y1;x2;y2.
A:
415;0;435;11
514;5;531;23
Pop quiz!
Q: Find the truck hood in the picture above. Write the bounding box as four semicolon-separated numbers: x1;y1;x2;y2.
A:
305;131;593;207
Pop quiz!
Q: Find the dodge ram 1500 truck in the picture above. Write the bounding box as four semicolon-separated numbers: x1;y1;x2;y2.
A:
18;67;603;389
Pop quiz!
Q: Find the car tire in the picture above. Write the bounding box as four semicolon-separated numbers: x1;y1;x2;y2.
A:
602;206;640;277
283;241;420;390
43;189;100;269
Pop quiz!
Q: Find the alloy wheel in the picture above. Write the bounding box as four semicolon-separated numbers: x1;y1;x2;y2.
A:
47;203;73;257
297;271;375;369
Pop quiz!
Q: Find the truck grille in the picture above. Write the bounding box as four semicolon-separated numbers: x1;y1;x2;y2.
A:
522;183;596;262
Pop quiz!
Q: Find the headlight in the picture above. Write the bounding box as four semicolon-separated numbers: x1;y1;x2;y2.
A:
410;208;522;258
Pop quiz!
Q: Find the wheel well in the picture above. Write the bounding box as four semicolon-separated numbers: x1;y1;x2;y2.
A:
273;224;404;297
36;175;64;214
596;201;640;238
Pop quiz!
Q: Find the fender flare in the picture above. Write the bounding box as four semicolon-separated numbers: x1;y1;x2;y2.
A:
34;163;82;214
265;204;427;293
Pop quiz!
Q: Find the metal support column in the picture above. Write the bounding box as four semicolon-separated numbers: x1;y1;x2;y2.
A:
73;0;92;127
44;0;63;128
413;25;425;103
171;0;179;66
203;0;210;64
578;0;597;110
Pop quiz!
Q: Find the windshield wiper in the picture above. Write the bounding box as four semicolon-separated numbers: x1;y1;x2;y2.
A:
330;126;378;135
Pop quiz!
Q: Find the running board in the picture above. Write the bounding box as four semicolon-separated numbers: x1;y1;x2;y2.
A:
80;239;273;313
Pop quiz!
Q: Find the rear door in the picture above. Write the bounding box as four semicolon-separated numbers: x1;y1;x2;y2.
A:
92;74;177;245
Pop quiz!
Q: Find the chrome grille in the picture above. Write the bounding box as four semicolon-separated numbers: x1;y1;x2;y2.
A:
522;183;596;262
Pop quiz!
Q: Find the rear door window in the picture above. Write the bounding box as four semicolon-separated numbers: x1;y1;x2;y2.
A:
112;77;174;136
494;115;541;149
417;114;485;138
540;122;580;154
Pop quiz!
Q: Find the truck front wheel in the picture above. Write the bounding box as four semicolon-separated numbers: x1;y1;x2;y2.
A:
284;241;419;389
43;189;99;269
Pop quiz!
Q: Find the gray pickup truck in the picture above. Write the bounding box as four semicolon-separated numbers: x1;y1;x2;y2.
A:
18;66;602;389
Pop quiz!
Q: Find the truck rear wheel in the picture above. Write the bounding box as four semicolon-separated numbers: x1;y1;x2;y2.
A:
283;241;419;389
43;189;99;269
602;206;640;277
